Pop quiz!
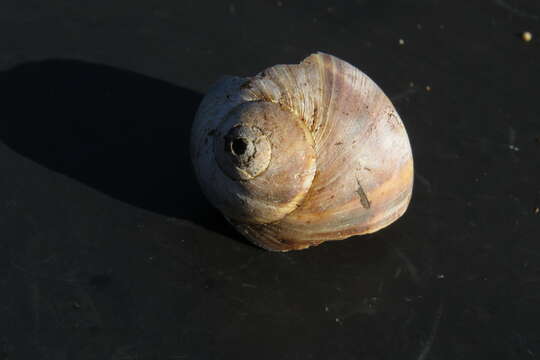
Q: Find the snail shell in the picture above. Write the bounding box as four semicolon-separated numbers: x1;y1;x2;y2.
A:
190;52;413;251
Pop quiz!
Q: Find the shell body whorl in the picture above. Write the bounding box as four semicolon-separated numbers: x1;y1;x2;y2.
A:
190;53;414;251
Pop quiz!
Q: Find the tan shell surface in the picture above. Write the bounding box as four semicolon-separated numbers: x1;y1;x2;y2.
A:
190;53;413;251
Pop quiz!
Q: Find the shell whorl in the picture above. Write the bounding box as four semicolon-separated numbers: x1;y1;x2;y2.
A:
190;53;414;251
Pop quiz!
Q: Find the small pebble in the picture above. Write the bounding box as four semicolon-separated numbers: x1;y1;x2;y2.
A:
522;31;532;42
409;82;415;87
534;208;539;215
399;38;405;45
426;85;431;91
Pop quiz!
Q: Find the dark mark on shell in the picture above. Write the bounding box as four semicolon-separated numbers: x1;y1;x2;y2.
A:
356;179;371;209
240;80;252;90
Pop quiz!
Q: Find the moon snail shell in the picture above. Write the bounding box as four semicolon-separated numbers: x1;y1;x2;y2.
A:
190;52;414;251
